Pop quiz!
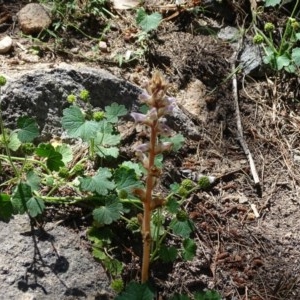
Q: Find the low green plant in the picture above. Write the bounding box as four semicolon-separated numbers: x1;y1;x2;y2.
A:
35;0;113;56
254;0;300;73
115;8;162;65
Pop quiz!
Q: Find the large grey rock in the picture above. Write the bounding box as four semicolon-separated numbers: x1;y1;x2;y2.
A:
1;66;141;139
18;3;52;35
0;215;112;299
239;39;264;77
1;65;201;139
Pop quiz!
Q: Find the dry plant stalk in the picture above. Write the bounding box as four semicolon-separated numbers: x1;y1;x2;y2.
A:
131;71;175;282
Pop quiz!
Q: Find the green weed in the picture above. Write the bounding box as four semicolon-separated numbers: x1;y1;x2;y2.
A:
254;0;300;74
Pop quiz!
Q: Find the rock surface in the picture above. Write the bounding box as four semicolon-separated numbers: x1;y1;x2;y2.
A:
0;35;13;54
1;64;201;139
18;3;52;35
0;215;112;300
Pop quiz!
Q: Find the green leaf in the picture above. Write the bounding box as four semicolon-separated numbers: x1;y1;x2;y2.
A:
87;226;112;246
284;64;296;73
136;8;162;33
105;103;127;123
35;143;64;171
121;161;143;178
115;281;154;300
161;134;185;151
94;120;121;158
170;183;181;193
166;198;180;214
62;105;98;141
11;183;32;214
264;0;281;7
182;238;196;261
26;170;40;191
26;197;45;217
93;197;123;224
263;46;277;68
17;116;39;143
139;104;148;114
0;194;13;222
155;154;163;168
292;47;300;66
56;143;73;165
194;290;221;300
114;167;142;194
102;257;123;277
276;54;290;70
159;245;178;263
8;132;21;151
99;132;121;146
96;146;119;158
92;247;106;260
79;168;115;195
170;219;195;238
136;8;147;25
296;33;300;41
151;218;165;237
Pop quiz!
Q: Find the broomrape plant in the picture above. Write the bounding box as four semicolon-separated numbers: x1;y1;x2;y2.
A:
130;71;176;283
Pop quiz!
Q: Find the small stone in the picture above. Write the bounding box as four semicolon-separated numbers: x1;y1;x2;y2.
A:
18;52;40;63
112;0;139;9
70;47;79;54
18;3;52;35
218;26;240;42
0;35;13;54
99;41;108;52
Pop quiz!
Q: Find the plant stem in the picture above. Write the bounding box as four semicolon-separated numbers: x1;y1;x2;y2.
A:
0;154;51;174
278;0;299;54
141;122;157;283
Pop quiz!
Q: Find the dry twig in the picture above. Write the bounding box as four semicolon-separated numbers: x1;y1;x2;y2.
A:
230;40;260;188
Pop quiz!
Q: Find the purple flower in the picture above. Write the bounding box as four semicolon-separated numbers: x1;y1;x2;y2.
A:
130;112;147;123
138;91;152;105
147;107;158;121
155;142;173;153
134;143;150;153
135;151;149;168
156;120;172;136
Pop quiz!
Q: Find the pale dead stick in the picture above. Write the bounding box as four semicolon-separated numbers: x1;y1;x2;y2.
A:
230;38;260;189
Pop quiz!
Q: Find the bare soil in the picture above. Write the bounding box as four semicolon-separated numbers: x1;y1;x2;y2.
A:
1;1;300;299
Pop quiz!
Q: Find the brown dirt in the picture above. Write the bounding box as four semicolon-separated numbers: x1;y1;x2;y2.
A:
1;1;300;299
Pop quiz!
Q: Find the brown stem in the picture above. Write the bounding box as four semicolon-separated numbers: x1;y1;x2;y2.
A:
141;122;157;283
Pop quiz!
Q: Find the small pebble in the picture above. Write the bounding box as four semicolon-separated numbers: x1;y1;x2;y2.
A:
0;35;13;54
99;41;108;52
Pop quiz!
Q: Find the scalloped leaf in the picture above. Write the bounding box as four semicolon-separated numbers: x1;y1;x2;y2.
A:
26;197;45;217
182;238;196;261
170;219;195;238
115;281;154;300
114;167;142;194
79;168;115;195
159;245;178;263
62;105;98;141
93;196;123;224
105;103;127;123
35;143;64;171
136;8;162;33
17;116;39;143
